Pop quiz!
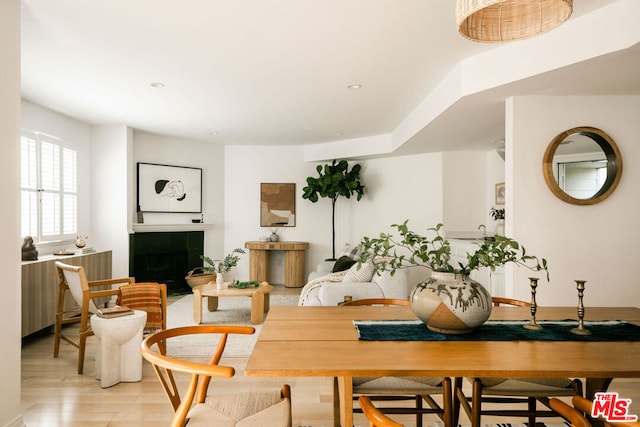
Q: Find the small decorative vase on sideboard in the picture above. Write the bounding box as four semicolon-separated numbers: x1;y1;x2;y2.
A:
410;271;492;334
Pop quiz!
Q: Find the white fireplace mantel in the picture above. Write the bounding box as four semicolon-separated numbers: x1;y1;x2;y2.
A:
131;223;213;233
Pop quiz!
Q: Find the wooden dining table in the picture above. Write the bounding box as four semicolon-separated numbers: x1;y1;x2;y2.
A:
244;305;640;427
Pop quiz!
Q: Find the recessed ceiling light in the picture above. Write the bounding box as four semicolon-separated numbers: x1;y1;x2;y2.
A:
150;82;165;88
347;84;363;90
209;131;218;136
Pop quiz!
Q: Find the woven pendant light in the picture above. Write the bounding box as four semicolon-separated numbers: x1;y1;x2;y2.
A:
456;0;573;43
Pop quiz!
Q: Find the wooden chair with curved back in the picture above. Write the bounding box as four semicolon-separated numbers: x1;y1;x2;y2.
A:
359;396;405;427
491;296;531;307
341;298;451;427
453;296;583;427
342;298;411;307
53;261;134;374
141;325;292;427
549;398;592;427
572;395;640;427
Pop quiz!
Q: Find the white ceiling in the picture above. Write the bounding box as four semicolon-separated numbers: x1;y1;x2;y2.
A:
20;0;639;155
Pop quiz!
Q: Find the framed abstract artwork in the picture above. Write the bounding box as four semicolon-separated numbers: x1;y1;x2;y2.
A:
260;183;296;227
137;162;202;213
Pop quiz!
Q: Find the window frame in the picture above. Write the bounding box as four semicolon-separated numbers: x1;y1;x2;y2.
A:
20;130;78;244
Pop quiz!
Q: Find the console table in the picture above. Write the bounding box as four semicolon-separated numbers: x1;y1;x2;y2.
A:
244;241;309;288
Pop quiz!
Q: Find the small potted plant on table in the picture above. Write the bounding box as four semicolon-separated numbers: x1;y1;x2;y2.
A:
201;248;246;289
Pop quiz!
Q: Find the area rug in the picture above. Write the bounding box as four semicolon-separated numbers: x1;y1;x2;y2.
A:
165;292;299;357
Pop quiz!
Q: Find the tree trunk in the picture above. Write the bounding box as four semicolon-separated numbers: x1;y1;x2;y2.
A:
331;196;337;260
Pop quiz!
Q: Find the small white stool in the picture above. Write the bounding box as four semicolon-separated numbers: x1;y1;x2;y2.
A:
91;310;147;388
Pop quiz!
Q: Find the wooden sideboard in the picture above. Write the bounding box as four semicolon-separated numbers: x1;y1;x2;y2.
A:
245;241;309;288
21;250;112;337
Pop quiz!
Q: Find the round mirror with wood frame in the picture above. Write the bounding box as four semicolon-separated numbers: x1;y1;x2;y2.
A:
543;126;622;205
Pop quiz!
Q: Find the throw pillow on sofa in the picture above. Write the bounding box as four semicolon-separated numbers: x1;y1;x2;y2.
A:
339;243;362;261
342;261;375;282
332;256;357;273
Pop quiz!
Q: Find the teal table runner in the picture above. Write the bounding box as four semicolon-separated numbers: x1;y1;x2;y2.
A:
354;320;640;342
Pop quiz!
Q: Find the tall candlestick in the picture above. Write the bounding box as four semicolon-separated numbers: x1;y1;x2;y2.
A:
524;277;543;330
570;280;591;335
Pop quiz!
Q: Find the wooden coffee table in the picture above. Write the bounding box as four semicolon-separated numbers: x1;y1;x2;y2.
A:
192;281;274;325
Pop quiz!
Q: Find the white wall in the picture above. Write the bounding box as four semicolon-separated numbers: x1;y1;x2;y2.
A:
133;131;225;259
91;125;131;278
225;146;447;285
443;151;486;232
0;0;24;424
507;95;640;306
225;145;318;283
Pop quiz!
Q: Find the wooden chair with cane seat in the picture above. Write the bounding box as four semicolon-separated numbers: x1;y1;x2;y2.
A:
572;395;640;427
341;298;451;427
53;261;134;374
453;296;583;427
359;396;405;427
141;325;292;427
549;398;592;427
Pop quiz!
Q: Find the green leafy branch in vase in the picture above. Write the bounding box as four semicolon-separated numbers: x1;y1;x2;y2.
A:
200;248;245;274
358;220;549;281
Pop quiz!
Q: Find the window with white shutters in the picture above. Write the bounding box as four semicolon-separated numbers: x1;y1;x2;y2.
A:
20;131;77;243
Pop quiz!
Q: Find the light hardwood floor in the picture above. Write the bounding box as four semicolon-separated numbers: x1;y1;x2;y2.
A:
21;286;640;426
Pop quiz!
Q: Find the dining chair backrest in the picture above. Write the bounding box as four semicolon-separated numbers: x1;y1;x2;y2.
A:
342;298;410;307
358;396;405;427
491;297;531;307
572;395;640;427
549;398;592;427
142;325;292;427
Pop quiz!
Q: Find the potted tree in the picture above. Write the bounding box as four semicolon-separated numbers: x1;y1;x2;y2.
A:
359;220;548;334
302;159;365;260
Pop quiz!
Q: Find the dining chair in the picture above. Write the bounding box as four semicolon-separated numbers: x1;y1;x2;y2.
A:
53;261;134;374
341;298;451;427
453;296;583;427
549;398;592;427
141;325;292;427
342;298;412;307
572;395;640;427
359;396;405;427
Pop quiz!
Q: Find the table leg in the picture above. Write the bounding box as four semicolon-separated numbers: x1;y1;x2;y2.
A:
193;288;203;324
207;296;219;312
333;377;341;427
249;249;269;282
251;292;265;324
264;292;271;313
338;376;353;427
284;249;305;287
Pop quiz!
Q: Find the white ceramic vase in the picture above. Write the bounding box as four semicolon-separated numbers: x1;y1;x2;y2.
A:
410;271;492;334
495;220;505;236
216;272;225;289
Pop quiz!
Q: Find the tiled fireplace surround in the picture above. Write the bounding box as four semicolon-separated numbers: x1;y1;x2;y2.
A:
129;230;204;294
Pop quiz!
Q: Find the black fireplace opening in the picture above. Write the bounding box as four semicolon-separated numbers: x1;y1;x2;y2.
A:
129;231;204;295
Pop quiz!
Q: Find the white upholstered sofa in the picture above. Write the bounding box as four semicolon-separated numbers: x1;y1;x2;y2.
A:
298;260;410;306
